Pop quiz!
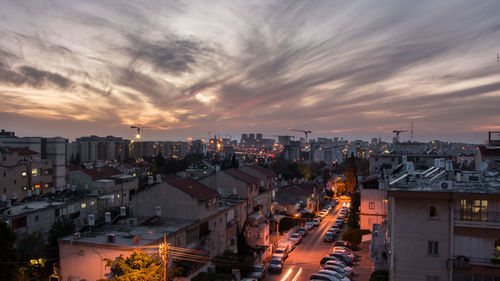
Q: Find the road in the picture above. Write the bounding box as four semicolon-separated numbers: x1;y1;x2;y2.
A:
263;202;344;281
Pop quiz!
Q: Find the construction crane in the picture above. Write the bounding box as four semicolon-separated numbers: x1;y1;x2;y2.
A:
290;129;312;142
392;130;408;143
131;124;168;139
131;125;144;139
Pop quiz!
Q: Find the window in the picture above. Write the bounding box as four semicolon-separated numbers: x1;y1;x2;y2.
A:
495;239;500;251
460;199;488;221
12;216;27;230
428;241;439;256
34;215;39;222
429;206;438;218
31;168;39;176
369;202;375;209
91;201;95;206
81;203;86;208
3;171;5;177
44;184;49;188
21;171;27;177
426;276;439;281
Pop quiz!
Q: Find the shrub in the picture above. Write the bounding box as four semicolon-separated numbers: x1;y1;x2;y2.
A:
369;270;389;281
341;229;371;245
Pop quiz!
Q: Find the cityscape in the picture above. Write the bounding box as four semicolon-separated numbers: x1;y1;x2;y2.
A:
1;1;500;281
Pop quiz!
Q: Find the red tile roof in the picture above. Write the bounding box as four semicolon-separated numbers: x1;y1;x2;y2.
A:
7;147;39;155
224;168;259;184
81;167;122;180
247;165;275;178
168;178;219;201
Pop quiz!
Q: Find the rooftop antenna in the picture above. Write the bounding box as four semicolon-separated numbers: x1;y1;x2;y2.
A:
410;122;414;142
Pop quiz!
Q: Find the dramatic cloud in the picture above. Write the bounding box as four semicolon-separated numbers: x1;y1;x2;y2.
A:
0;0;499;142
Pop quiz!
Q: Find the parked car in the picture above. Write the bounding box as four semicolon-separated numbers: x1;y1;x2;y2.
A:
317;270;350;281
331;249;356;263
315;215;324;221
312;219;320;227
268;258;283;273
334;198;340;204
323;265;352;278
297;227;308;236
333;246;359;257
334;241;360;251
323;260;351;271
305;222;314;230
290;233;303;244
329;226;339;232
248;264;265;280
328;252;352;265
319;211;328;218
241;278;258;281
323;232;334;242
309;273;340;281
320;256;346;266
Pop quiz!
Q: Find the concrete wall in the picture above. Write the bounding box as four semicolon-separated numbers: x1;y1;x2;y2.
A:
360;188;386;231
389;196;451;281
131;182;218;221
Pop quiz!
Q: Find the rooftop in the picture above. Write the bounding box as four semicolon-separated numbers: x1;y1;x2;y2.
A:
386;158;500;194
223;168;259;184
60;218;195;248
80;167;122;180
168;178;219;201
6;147;39;156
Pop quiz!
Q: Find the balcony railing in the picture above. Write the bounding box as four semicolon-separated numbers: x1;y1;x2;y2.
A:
454;210;500;223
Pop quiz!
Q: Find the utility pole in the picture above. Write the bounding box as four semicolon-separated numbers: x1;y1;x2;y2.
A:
159;235;169;281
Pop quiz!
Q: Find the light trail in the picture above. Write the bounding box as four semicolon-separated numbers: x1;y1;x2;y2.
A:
279;268;293;281
291;267;303;281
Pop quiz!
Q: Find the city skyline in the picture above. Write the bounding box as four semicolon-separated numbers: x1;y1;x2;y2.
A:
1;1;499;143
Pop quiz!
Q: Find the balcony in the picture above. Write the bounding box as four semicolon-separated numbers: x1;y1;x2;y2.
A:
454;210;500;229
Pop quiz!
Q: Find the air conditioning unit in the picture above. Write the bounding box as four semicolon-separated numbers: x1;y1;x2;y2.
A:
106;234;116;243
74;232;81;240
439;181;453;189
105;212;111;223
88;214;95;226
120;206;126;216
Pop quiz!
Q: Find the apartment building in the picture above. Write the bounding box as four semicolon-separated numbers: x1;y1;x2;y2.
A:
70;135;129;163
0;131;67;189
386;159;500;281
0;147;53;201
359;175;387;231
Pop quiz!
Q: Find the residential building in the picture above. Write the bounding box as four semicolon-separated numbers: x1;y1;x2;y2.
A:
71;135;130;163
0;131;68;189
385;159;500;280
0;147;53;201
359;175;387;231
200;168;260;214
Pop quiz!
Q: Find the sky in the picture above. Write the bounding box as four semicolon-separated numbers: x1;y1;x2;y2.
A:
0;0;499;143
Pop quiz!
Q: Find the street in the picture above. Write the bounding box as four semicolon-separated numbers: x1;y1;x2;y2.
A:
263;203;344;281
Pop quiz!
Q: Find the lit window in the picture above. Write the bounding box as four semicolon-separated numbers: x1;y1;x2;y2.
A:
91;201;95;206
44;184;49;188
21;171;27;177
34;185;40;189
429;206;438;218
117;194;120;198
81;203;86;208
31;169;38;176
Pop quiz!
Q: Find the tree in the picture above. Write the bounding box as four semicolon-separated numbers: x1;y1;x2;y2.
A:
0;221;19;280
343;154;358;194
100;251;162;281
347;192;361;230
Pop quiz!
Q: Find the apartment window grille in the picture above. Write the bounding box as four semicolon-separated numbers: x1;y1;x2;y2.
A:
428;241;439;256
369;202;375;209
460;199;488;221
